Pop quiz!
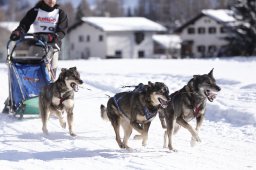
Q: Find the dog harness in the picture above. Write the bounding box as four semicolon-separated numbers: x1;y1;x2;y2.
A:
113;95;157;120
143;107;157;120
193;103;202;118
113;95;128;117
51;90;72;110
173;85;203;118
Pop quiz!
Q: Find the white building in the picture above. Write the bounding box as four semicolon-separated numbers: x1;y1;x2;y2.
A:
175;9;236;58
153;34;181;59
66;17;167;59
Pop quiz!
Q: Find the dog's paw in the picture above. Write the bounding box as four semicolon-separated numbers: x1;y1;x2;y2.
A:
192;133;201;142
142;142;147;147
42;127;48;135
61;122;66;129
70;132;77;137
168;146;178;152
119;142;126;149
196;136;201;142
133;134;143;140
171;149;178;152
190;139;197;147
190;137;201;147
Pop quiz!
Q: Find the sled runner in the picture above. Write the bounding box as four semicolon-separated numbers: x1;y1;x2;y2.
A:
2;34;55;118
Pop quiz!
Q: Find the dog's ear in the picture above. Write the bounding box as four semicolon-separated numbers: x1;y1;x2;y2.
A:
61;68;67;72
70;67;77;70
193;75;199;79
148;81;154;87
208;68;214;78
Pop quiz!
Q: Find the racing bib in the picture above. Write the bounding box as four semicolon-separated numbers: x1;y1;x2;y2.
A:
28;8;59;33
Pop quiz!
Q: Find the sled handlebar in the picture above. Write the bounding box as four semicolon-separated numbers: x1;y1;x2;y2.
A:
7;33;59;51
6;33;59;61
7;34;46;55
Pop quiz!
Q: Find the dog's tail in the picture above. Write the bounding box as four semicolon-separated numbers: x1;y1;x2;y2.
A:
100;104;109;121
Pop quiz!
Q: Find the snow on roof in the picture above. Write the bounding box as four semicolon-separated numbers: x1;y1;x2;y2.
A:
81;17;167;32
202;9;236;23
0;22;19;32
153;34;181;49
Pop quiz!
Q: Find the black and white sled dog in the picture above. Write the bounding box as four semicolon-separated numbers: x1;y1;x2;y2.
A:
159;69;221;151
39;67;83;136
100;81;169;149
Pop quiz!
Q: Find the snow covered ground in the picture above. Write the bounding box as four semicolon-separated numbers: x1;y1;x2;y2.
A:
0;58;256;170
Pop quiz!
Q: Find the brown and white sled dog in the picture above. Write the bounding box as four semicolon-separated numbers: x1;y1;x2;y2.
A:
100;81;169;149
159;69;221;151
39;67;83;136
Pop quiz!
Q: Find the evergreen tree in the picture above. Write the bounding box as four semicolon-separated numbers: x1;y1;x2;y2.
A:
0;8;5;21
225;0;256;56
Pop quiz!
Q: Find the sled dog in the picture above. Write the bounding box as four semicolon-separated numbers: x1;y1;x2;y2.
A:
39;67;83;136
101;81;169;149
159;69;221;151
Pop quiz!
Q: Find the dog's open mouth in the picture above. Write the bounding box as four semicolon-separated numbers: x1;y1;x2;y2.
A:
70;82;79;92
158;98;168;108
205;90;217;102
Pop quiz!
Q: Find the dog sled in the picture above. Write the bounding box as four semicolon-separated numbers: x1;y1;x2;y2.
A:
2;34;55;118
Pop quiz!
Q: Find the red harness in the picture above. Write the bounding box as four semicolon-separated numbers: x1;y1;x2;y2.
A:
193;103;201;118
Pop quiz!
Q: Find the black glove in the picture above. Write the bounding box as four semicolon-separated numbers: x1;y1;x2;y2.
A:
10;30;21;41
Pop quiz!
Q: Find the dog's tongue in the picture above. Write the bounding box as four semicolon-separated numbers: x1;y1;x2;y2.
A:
71;83;79;92
208;92;217;102
159;98;168;108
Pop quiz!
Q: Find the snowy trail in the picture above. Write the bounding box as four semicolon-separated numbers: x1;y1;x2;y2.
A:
1;58;256;170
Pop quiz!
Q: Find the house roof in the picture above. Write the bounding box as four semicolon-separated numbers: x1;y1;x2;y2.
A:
175;9;236;33
202;9;235;23
153;34;181;49
75;17;167;32
0;22;19;32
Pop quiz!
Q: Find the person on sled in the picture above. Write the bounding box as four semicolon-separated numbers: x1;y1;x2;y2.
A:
10;0;68;78
2;0;68;114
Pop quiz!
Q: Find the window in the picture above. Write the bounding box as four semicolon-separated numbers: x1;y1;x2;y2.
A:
86;35;90;42
187;27;195;34
115;50;122;58
79;35;84;42
134;32;145;44
204;19;211;23
220;27;227;33
209;27;216;34
198;27;205;34
197;45;206;53
138;51;145;58
99;35;103;42
208;45;217;53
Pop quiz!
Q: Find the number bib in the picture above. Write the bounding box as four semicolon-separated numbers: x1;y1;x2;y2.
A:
28;8;59;33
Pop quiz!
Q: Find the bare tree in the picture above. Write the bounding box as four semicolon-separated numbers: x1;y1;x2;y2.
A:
94;0;124;17
5;0;16;21
135;0;230;31
75;0;92;21
0;8;5;21
61;2;76;25
3;0;31;21
0;27;11;61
